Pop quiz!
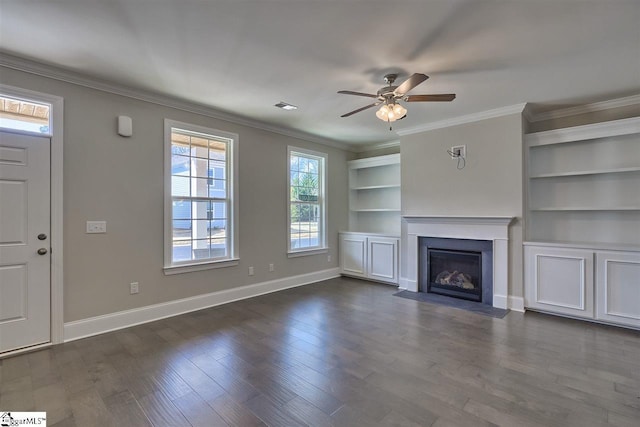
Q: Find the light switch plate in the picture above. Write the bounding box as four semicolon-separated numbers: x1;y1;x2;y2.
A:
86;221;107;233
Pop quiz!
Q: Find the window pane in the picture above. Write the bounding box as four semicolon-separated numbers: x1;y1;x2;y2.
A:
190;200;211;220
209;202;227;221
172;199;191;220
173;220;191;241
171;154;190;175
172;240;192;262
209;147;226;161
210;238;227;258
192;144;209;159
191;177;210;197
191;219;210;240
192;239;210;260
210;220;227;239
171;176;190;197
192;158;208;177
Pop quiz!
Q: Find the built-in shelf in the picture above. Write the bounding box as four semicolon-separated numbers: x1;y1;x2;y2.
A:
530;207;640;212
525;117;640;247
530;166;640;179
351;208;401;212
350;184;401;190
348;154;401;235
524;116;640;331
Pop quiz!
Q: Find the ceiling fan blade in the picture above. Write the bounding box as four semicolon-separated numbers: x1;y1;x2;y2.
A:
340;102;380;118
394;73;429;96
337;90;378;98
404;94;456;102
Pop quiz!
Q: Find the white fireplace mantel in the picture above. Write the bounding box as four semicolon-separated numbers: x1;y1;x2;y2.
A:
403;215;514;309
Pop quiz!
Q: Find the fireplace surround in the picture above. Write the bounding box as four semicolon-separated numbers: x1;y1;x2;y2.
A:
403;216;513;309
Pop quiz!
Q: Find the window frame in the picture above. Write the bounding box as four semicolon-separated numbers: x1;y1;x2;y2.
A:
287;146;328;257
163;119;239;274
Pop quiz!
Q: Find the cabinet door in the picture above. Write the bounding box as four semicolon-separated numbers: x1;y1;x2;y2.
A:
525;246;594;318
340;234;367;278
368;237;398;284
596;251;640;328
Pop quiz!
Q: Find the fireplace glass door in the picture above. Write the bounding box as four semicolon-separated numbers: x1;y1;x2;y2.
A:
427;249;482;302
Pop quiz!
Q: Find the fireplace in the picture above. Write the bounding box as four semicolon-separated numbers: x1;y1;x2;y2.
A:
419;237;493;305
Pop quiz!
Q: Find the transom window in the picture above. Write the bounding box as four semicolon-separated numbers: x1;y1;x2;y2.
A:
288;147;327;254
164;120;238;272
0;95;51;134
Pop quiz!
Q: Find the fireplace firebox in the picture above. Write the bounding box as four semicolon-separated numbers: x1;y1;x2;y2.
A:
428;249;482;301
419;237;493;305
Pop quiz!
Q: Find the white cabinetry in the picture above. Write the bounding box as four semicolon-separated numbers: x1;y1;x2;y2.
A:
340;233;367;279
524;117;640;329
595;251;640;328
340;232;398;284
525;244;640;329
525;245;594;319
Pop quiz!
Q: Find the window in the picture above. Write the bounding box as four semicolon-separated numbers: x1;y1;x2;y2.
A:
164;120;238;273
0;95;51;134
288;147;327;255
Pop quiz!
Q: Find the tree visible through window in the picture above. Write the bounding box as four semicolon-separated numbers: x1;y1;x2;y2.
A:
288;147;327;253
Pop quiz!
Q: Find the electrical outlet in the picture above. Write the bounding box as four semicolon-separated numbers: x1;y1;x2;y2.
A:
269;263;274;272
248;266;254;276
327;255;332;263
130;282;139;294
450;145;466;159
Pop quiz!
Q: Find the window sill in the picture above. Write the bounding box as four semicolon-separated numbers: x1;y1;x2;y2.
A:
287;248;329;258
163;258;239;275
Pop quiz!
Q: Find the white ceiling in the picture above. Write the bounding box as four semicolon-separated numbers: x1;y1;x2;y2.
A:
1;1;639;147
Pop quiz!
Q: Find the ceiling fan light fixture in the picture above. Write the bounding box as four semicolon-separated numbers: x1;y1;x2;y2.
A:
376;102;406;122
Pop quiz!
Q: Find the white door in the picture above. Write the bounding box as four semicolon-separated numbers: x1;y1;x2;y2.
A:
0;131;51;353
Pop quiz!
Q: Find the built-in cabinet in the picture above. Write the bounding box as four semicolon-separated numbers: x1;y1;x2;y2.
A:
339;232;399;285
524;117;640;329
341;154;401;285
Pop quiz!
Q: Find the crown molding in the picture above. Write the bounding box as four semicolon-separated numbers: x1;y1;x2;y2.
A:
0;53;356;152
396;103;527;136
353;139;400;153
528;94;640;123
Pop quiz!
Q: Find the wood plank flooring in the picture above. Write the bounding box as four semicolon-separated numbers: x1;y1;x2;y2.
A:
1;276;639;426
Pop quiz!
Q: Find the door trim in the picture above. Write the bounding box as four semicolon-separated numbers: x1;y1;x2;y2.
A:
1;84;64;345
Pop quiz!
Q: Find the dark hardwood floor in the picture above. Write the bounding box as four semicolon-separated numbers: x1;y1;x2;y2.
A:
1;276;639;426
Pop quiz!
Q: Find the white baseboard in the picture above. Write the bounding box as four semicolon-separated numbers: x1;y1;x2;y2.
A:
64;268;340;342
508;296;525;312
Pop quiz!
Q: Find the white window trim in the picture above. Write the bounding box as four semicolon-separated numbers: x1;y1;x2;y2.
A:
287;146;328;256
163;119;239;274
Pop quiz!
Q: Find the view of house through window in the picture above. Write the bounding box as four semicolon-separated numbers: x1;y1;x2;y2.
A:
169;126;232;265
289;147;326;252
0;95;51;134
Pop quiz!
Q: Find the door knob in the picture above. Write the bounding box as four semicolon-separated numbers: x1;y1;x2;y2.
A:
37;248;48;255
38;233;47;240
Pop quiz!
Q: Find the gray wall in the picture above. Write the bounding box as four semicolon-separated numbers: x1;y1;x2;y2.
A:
400;113;524;298
1;67;349;323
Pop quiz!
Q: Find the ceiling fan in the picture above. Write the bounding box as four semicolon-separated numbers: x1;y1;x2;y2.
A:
338;73;455;124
